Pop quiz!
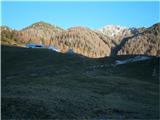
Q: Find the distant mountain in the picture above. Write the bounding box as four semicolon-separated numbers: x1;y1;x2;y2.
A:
1;21;159;57
117;23;160;56
21;21;64;45
97;25;141;45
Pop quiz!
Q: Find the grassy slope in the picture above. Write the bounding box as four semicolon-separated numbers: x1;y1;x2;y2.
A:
1;45;159;119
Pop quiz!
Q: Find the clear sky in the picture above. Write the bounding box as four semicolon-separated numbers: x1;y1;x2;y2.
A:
1;1;159;30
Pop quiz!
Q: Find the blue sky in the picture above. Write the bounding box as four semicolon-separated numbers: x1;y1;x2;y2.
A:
1;1;159;30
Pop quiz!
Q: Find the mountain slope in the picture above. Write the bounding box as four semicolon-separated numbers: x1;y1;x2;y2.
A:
51;26;111;57
117;23;160;56
1;26;26;47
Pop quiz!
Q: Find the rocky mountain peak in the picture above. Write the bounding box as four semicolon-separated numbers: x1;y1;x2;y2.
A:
22;21;64;31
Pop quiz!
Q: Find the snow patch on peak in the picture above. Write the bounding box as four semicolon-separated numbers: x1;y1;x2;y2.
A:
97;25;139;42
98;25;129;33
103;25;128;29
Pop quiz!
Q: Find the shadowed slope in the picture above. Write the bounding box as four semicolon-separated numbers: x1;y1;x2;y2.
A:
1;45;159;119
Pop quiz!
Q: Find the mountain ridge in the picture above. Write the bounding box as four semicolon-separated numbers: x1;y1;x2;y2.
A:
1;21;160;57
